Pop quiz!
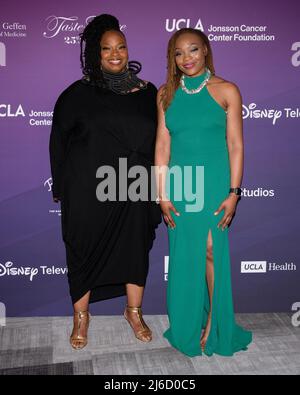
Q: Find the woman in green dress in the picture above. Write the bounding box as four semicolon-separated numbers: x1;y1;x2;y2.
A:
155;28;252;357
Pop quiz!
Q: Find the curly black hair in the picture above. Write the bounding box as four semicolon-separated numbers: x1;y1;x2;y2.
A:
80;14;125;83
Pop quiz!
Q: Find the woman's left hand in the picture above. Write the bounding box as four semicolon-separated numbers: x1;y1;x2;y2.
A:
214;194;239;230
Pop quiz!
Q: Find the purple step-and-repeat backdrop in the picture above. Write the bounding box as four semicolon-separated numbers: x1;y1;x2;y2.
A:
0;0;299;317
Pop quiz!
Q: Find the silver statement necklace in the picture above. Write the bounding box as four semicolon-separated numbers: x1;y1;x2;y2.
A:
180;68;212;95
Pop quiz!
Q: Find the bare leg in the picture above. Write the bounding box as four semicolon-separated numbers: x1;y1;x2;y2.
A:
70;291;91;349
125;284;152;342
200;230;214;351
126;283;144;307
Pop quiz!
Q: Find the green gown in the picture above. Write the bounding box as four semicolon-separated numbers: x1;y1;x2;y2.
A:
164;71;252;357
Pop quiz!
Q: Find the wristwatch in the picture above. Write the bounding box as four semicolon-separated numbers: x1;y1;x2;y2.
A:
229;187;242;196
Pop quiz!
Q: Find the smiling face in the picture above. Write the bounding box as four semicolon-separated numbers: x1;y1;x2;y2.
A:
100;30;128;73
174;32;208;77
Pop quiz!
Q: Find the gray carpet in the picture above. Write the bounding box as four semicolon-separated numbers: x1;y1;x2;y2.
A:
0;313;299;375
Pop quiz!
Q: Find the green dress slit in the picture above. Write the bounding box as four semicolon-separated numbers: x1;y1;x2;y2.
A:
164;72;252;357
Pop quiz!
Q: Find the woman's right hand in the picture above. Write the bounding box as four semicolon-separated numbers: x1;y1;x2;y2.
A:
160;200;180;229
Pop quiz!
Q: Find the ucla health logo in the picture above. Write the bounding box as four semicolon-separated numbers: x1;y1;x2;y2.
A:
241;261;297;274
166;18;204;32
291;42;300;67
241;261;267;273
0;42;6;66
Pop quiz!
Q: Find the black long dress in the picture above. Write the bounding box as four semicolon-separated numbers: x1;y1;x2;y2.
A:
49;80;161;304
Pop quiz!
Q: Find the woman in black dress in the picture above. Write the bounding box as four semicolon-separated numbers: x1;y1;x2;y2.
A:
49;14;161;349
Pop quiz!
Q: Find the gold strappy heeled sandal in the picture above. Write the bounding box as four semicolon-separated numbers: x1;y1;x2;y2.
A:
70;310;91;350
124;306;152;343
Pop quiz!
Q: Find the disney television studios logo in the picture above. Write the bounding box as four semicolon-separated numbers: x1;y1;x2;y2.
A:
242;103;300;125
0;261;67;281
